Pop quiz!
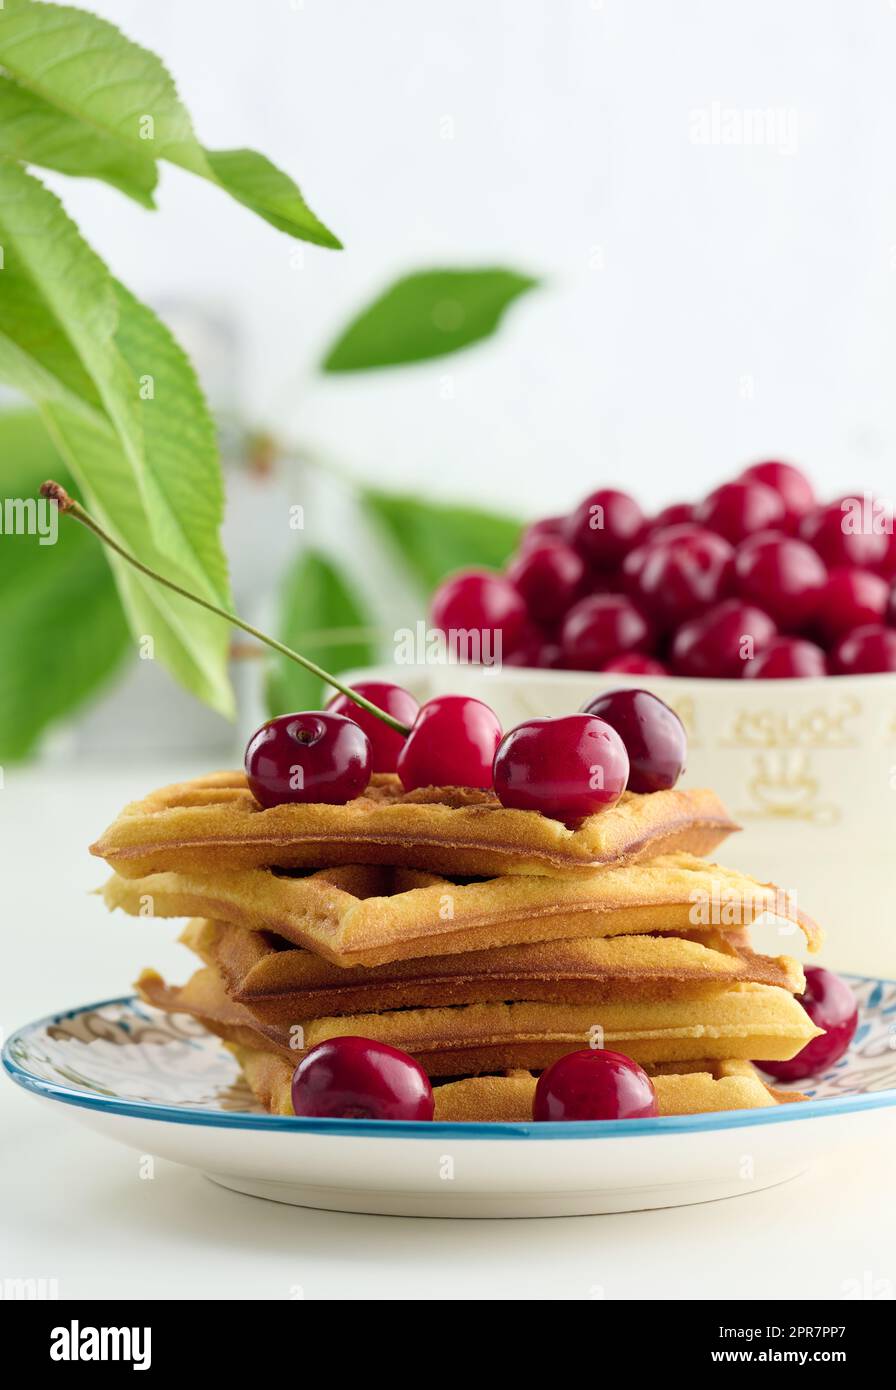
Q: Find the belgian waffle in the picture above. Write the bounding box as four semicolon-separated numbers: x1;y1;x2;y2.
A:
91;772;738;879
137;963;820;1076
231;1044;806;1121
180;917;805;1019
101;852;819;968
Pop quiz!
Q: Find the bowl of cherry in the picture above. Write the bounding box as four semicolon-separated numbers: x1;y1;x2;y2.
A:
342;462;896;979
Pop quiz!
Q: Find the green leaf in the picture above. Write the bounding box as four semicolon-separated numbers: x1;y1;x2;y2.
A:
321;268;538;372
0;161;147;505
361;488;523;592
265;550;374;717
0;163;235;715
0;408;130;761
0;0;341;246
0;75;157;206
203;149;340;250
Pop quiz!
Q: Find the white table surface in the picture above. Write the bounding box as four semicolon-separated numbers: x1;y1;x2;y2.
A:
2;760;894;1301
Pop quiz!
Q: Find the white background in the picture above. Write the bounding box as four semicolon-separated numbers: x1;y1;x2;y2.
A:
51;0;896;515
4;1;896;1302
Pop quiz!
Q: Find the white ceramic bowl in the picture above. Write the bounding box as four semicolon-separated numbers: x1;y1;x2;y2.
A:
345;664;896;977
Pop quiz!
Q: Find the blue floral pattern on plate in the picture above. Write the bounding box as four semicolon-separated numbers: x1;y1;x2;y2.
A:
5;976;896;1116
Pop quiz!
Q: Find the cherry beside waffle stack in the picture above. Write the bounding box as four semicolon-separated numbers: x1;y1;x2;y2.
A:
92;771;822;1121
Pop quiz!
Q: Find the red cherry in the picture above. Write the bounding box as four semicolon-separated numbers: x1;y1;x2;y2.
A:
397;694;503;791
694;479;787;545
829;624;896;675
493;715;629;820
671;599;777;678
533;1049;658;1121
879;530;896;581
564;488;645;570
625;524;735;630
733;532;826;630
758;968;858;1082
560;594;652;670
519;515;566;552
889;585;896;627
430;568;527;662
326;681;418;774
245;712;372;808
601;652;669;675
291;1037;434;1120
648;502;693;533
506;540;585;625
739;460;816;527
501;620;545;668
535;640;565;669
742;636;827;679
799;500;890;571
814;567;888;643
582;687;686;792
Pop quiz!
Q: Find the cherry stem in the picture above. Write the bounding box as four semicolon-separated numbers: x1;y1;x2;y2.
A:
39;481;412;737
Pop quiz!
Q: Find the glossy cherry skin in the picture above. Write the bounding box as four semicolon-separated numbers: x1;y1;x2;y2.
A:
742;636;827;679
648;502;694;533
493;715;629;820
694;479;786;546
601;652;669;676
625;524;735;630
758;968;858;1082
326;681;418;774
733;532;826;630
799;501;890;571
581;688;686;793
889;585;896;628
291;1037;434;1120
739;460;816;528
502;622;545;668
560;594;652;670
564;488;645;570
829;624;896;675
245;712;372;808
813;567;888;643
396;694;503;791
506;540;585;625
430;568;527;661
533;1049;658;1121
671;599;777;678
519;515;566;552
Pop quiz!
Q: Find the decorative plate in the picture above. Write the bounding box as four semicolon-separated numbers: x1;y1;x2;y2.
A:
4;976;896;1218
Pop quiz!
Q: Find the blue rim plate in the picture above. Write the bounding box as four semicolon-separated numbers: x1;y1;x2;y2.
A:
4;976;896;1141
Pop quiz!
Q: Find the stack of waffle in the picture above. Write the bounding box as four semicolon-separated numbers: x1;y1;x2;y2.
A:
92;772;822;1120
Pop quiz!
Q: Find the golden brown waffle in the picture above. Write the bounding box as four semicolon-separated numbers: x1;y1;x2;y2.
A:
181;917;805;1019
231;1044;805;1121
137;964;820;1075
92;772;738;879
102;852;820;967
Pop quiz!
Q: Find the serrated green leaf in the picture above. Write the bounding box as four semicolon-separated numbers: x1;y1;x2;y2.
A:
0;161;146;506
203;149;341;250
0;163;235;715
321;268;538;372
361;488;523;592
40;399;235;718
266;550;374;717
0;75;157;206
0;0;341;246
0;408;130;761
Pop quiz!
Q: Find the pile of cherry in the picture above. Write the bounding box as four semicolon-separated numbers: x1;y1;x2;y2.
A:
245;684;687;822
430;460;896;678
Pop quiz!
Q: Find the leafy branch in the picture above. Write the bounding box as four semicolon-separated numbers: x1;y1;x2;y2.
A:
0;0;341;728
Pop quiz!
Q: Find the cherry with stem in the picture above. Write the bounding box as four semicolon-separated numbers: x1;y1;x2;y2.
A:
39;481;411;737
